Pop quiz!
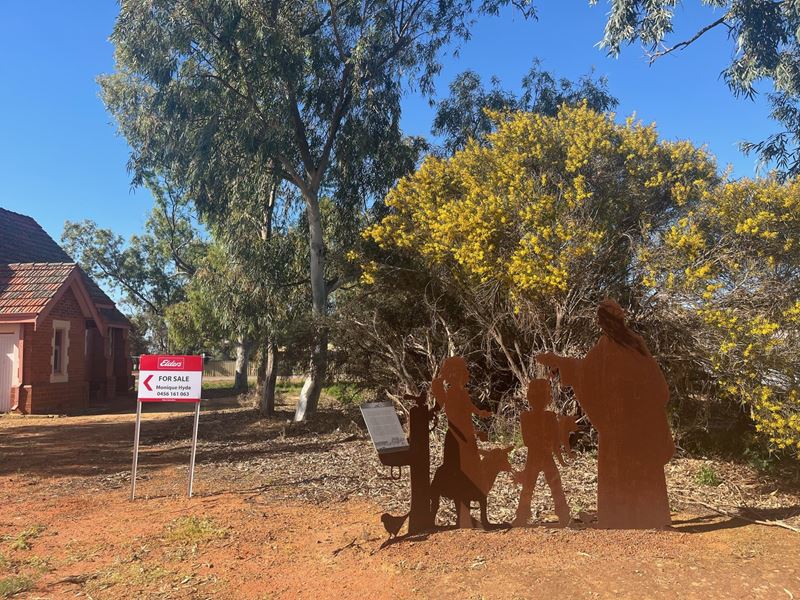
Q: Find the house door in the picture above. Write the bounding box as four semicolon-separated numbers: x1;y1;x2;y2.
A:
0;334;14;412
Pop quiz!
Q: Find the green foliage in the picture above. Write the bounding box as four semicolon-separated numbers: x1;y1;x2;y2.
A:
202;378;255;391
433;59;618;154
62;180;205;352
695;465;722;487
593;0;800;179
324;382;364;407
5;526;45;552
101;0;535;204
743;444;780;475
276;380;305;394
101;0;534;418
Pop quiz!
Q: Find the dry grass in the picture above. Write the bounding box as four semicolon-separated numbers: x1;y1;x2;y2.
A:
165;516;228;544
0;575;34;598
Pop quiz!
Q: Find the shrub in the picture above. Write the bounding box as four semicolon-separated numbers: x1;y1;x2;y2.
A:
695;465;722;487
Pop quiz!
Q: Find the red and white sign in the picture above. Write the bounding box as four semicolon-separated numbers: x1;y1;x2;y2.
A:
137;355;203;403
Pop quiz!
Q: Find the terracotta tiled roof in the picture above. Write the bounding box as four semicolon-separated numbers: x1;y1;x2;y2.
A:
79;268;117;307
0;262;76;316
0;206;130;326
99;306;132;327
0;207;73;264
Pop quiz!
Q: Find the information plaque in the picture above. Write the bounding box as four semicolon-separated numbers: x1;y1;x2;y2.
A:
360;401;410;454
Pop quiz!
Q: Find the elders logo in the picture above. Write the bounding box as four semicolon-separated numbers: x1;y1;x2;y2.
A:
159;357;185;370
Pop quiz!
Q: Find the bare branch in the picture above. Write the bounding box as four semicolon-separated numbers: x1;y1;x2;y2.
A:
647;15;730;64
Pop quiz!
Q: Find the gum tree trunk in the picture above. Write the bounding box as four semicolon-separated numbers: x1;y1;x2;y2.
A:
234;336;250;393
294;196;327;421
256;343;268;387
260;340;279;416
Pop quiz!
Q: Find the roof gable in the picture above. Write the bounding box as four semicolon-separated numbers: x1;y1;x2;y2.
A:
0;207;73;264
0;262;77;318
0;207;130;327
0;262;106;329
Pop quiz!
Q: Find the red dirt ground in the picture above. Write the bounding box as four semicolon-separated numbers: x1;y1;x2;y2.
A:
1;398;799;599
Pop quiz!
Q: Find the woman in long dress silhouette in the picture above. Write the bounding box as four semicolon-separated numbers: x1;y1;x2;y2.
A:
431;356;492;527
537;300;674;529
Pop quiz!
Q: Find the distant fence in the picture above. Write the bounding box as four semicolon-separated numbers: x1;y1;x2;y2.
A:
203;360;259;378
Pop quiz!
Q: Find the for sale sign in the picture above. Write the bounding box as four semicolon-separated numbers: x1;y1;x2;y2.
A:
137;355;203;402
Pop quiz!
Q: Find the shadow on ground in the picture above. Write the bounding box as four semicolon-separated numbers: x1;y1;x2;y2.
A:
0;393;364;479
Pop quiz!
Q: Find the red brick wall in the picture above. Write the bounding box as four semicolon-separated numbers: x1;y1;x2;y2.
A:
110;327;133;395
86;325;107;403
18;286;89;414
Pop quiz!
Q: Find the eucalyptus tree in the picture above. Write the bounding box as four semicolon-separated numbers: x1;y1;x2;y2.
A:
592;0;800;178
433;60;618;154
101;0;531;420
205;178;310;413
62;180;205;352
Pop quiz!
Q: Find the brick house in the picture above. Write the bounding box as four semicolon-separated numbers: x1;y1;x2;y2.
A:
0;207;132;414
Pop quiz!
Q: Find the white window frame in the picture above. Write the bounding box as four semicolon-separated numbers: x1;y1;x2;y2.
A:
50;320;71;383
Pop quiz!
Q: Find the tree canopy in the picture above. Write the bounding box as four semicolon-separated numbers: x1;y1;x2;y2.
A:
432;61;618;154
62;182;205;351
100;0;529;419
593;0;800;178
356;103;799;458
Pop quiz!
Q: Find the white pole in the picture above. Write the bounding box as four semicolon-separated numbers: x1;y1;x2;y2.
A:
131;399;142;500
188;401;200;497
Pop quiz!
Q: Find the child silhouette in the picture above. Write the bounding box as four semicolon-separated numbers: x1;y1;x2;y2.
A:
513;379;571;527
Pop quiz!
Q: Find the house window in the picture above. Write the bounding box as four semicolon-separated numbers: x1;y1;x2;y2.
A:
51;320;70;383
53;330;64;373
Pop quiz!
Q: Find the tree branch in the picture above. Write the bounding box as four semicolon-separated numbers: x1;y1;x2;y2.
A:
312;63;353;190
647;15;729;64
286;86;316;182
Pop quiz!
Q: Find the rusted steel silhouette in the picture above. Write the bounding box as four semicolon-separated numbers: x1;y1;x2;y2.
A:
431;356;495;528
377;392;439;536
407;392;438;533
381;512;409;539
536;300;674;529
558;413;579;461
512;379;572;527
430;445;513;528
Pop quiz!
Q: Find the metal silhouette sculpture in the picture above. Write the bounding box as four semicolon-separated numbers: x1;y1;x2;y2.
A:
536;300;674;529
512;379;573;527
375;392;438;537
381;512;409;539
430;445;513;529
430;356;511;529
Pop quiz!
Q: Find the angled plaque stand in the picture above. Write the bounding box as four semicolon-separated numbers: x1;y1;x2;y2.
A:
360;401;410;455
361;395;437;536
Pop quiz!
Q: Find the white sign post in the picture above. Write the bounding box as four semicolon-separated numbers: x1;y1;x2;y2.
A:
131;354;204;500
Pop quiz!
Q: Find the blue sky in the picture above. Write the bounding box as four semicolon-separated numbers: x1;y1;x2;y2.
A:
0;1;777;245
